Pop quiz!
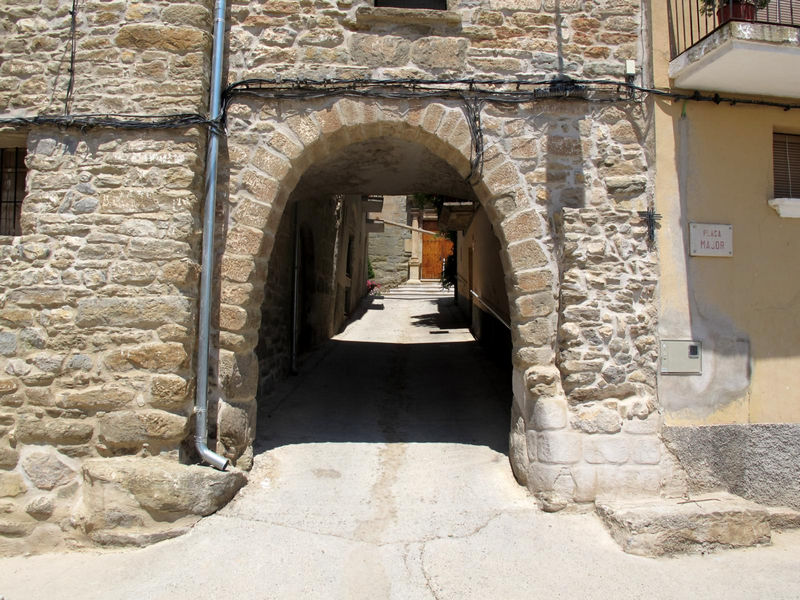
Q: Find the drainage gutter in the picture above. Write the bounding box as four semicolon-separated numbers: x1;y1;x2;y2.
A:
194;0;230;471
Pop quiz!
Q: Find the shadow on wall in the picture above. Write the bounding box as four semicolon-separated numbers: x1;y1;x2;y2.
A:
663;106;751;419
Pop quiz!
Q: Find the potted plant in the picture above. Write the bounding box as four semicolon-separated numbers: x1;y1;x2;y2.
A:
700;0;770;24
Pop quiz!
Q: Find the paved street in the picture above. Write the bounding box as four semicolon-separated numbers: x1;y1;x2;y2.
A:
1;286;800;599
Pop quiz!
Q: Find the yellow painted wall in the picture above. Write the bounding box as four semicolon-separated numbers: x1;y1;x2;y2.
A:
651;0;800;424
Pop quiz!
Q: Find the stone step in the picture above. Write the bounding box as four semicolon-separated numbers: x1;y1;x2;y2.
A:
382;281;452;299
596;492;800;556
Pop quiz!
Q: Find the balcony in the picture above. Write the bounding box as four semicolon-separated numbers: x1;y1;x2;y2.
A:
668;0;800;97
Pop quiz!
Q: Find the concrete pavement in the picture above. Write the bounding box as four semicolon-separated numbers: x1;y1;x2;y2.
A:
1;286;800;599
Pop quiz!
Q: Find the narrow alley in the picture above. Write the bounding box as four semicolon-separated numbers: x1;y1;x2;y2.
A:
1;287;799;599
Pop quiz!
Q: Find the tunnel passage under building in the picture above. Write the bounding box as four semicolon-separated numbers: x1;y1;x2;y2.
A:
251;134;513;440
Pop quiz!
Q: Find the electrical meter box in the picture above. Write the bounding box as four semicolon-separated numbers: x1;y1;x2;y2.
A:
660;340;702;375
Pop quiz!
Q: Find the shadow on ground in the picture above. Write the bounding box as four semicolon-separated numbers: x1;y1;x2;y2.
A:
254;301;512;456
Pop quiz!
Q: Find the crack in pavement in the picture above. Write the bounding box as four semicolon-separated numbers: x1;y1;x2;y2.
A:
419;541;443;600
211;507;521;549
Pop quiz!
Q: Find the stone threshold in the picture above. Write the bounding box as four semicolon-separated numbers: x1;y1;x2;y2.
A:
596;492;800;557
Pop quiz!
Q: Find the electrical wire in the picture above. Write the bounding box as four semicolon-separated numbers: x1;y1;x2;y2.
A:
64;0;78;115
0;113;213;132
0;76;796;143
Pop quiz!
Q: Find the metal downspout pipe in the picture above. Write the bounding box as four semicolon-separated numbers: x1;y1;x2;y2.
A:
194;0;230;470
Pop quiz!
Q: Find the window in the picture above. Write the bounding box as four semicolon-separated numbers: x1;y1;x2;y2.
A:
774;133;800;199
0;148;26;236
374;0;447;9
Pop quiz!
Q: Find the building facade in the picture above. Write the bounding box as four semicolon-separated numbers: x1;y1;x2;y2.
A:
0;0;795;555
653;0;800;509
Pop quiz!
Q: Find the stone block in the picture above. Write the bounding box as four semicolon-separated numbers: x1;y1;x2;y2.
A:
584;435;630;464
0;378;18;396
507;239;548;270
351;34;410;67
502;209;544;243
532;396;568;430
115;24;208;53
161;4;211;29
21;451;75;490
7;287;69;307
105;342;188;373
150;375;191;411
527;462;565;492
0;472;27;497
508;410;529;485
161;259;199;287
251;147;290;180
623;413;661;435
0;515;36;537
0;308;35;327
217;350;258;401
57;385;136;413
484;162;521;198
516;317;553;346
25;496;55;520
572;402;623;434
0;331;17;356
98;410;187;450
217;401;255;462
128;238;191;261
536;431;582;464
15;415;94;445
526;366;561;398
595;465;662;497
605;175;647;199
0;446;19;470
596;493;774;556
629;435;662;465
512;269;553;294
225;225;266;256
572;465;598;502
525;430;537;462
109;261;158;285
514;291;555;319
411;37;468;70
83;457;247;518
218;303;249;332
267;131;304;161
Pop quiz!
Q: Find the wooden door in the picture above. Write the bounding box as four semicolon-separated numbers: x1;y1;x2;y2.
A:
421;220;453;280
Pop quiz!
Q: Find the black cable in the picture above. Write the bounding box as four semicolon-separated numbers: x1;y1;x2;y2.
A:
223;77;800;111
0;76;796;143
0;113;212;132
64;0;78;115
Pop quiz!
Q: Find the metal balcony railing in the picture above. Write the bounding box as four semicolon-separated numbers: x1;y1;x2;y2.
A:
669;0;800;58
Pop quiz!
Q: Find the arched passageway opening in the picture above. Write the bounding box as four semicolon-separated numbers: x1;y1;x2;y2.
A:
252;133;514;458
214;98;569;504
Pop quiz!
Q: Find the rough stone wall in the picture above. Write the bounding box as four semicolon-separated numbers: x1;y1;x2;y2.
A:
227;0;640;81
0;0;672;554
255;192;370;398
0;0;212;115
0;127;208;553
368;195;410;289
0;0;225;554
254;202;294;397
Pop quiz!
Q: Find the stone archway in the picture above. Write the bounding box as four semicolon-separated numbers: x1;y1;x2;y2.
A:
211;95;674;508
214;96;559;489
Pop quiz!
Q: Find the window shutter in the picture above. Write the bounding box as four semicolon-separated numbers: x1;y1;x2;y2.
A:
774;133;800;199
